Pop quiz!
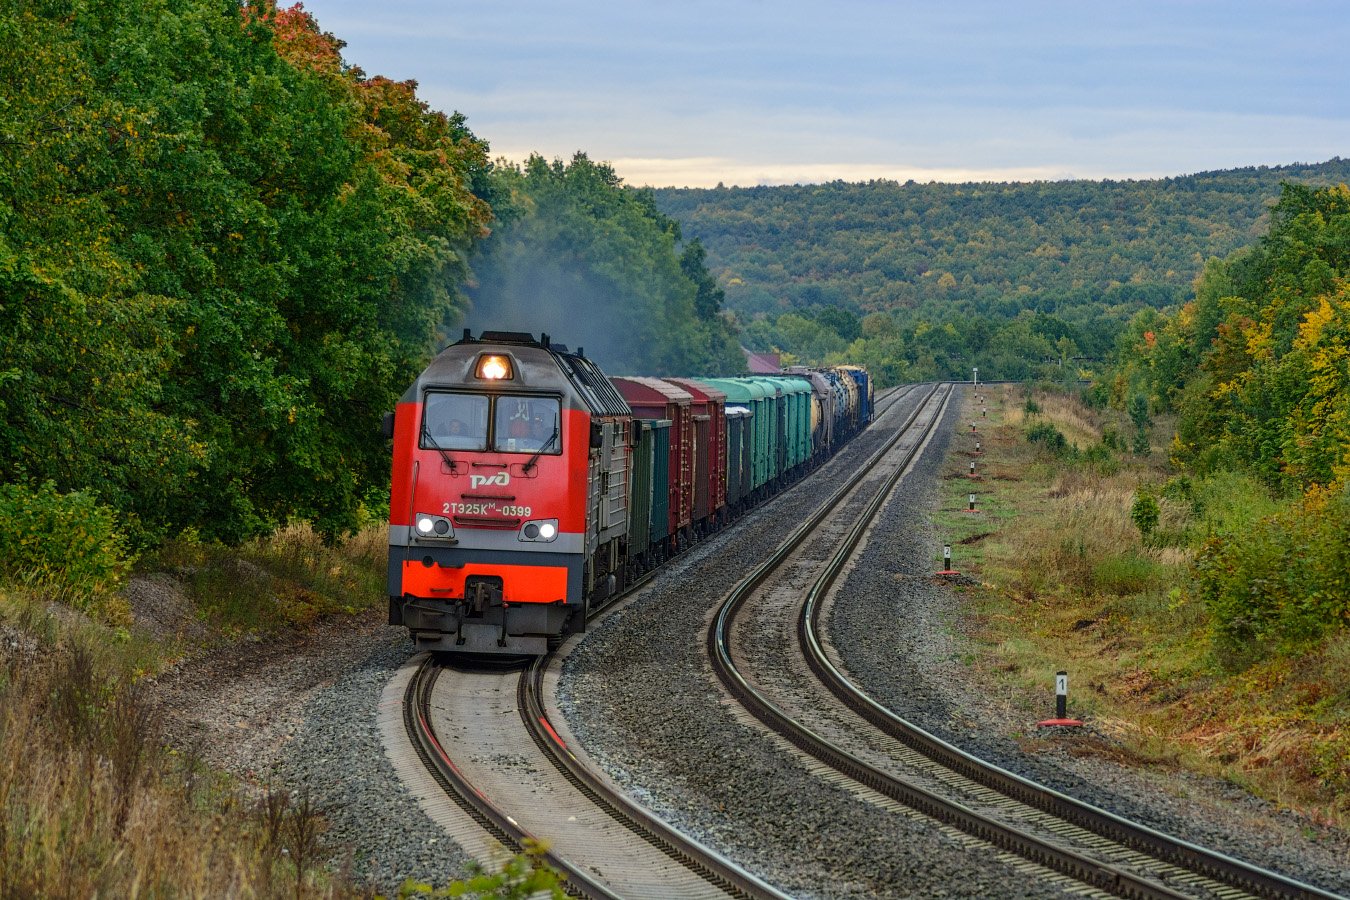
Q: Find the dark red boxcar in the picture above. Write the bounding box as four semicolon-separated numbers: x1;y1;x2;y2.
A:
611;377;694;537
665;378;726;529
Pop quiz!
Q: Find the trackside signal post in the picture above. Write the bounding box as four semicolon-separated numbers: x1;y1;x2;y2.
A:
1037;670;1083;727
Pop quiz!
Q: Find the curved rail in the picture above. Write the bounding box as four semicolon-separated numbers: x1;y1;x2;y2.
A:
709;384;1202;899
519;656;790;900
713;382;1342;899
402;657;623;899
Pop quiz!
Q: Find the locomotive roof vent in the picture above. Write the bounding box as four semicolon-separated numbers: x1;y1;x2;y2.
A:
475;330;539;345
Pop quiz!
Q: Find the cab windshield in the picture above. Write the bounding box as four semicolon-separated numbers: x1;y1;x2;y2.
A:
421;392;561;455
494;396;561;454
423;393;489;450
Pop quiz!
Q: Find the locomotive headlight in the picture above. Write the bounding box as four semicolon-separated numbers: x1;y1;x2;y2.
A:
475;354;513;380
519;518;559;542
414;514;455;541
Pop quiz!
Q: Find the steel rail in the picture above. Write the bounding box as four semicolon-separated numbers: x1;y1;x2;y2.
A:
519;656;791;900
403;656;623;899
708;383;1214;899
797;440;1344;899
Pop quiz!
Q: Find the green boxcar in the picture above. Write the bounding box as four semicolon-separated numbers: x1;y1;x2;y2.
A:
724;407;752;505
628;420;656;558
746;377;786;482
649;419;672;548
767;376;812;470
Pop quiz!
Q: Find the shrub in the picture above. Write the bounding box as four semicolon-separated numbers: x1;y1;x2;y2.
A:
1194;484;1350;667
0;481;133;620
1026;421;1069;456
1131;493;1160;539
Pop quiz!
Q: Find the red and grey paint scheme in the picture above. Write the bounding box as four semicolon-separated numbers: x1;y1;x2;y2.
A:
385;331;632;655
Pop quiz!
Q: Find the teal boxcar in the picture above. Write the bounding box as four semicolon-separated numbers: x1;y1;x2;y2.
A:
703;378;772;493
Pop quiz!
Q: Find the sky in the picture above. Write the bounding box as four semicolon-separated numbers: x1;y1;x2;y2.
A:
295;0;1350;188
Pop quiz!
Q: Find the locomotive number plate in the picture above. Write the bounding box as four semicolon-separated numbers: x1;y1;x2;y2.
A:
444;501;532;517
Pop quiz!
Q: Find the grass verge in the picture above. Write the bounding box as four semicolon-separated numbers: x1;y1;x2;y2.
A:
938;384;1350;830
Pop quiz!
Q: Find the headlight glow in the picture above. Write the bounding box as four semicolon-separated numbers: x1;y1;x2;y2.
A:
414;514;454;540
476;354;513;380
519;518;559;543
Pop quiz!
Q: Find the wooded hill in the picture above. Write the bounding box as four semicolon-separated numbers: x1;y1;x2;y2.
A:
654;161;1350;381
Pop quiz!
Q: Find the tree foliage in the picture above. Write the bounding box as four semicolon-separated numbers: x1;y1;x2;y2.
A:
0;0;491;543
465;153;743;376
654;162;1350;381
1101;182;1350;662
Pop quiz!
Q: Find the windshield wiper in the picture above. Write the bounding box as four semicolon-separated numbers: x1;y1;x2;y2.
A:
422;428;460;472
523;423;559;473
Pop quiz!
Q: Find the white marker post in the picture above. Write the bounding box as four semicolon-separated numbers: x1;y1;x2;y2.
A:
975;440;982;453
937;544;958;576
969;461;976;476
1038;670;1084;727
972;367;979;388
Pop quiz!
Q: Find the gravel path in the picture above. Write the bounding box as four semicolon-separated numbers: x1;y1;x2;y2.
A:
146;609;470;891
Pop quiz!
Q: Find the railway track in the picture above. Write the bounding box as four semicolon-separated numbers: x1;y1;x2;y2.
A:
707;384;1340;900
388;390;918;897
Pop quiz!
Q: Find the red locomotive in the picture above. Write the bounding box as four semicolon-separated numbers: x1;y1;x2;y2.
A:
385;331;632;654
385;329;872;656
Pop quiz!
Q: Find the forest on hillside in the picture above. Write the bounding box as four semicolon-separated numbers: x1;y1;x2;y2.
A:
655;161;1350;382
0;0;736;555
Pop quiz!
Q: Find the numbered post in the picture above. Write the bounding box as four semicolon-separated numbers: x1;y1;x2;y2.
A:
969;460;976;476
1038;670;1083;727
968;493;977;511
975;440;982;453
943;545;952;570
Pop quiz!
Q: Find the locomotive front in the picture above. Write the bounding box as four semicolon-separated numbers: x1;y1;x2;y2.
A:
386;331;630;655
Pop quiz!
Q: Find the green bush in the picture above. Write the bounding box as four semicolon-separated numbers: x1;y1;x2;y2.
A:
1025;421;1069;455
1194;485;1350;667
1131;493;1160;539
0;482;133;620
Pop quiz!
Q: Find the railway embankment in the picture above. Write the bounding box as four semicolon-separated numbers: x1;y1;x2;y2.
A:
900;384;1350;885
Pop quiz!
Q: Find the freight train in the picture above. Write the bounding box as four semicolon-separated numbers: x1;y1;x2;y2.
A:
384;330;873;655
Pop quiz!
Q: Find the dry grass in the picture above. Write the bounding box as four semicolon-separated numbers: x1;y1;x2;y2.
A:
941;385;1350;829
0;600;356;898
147;523;388;635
